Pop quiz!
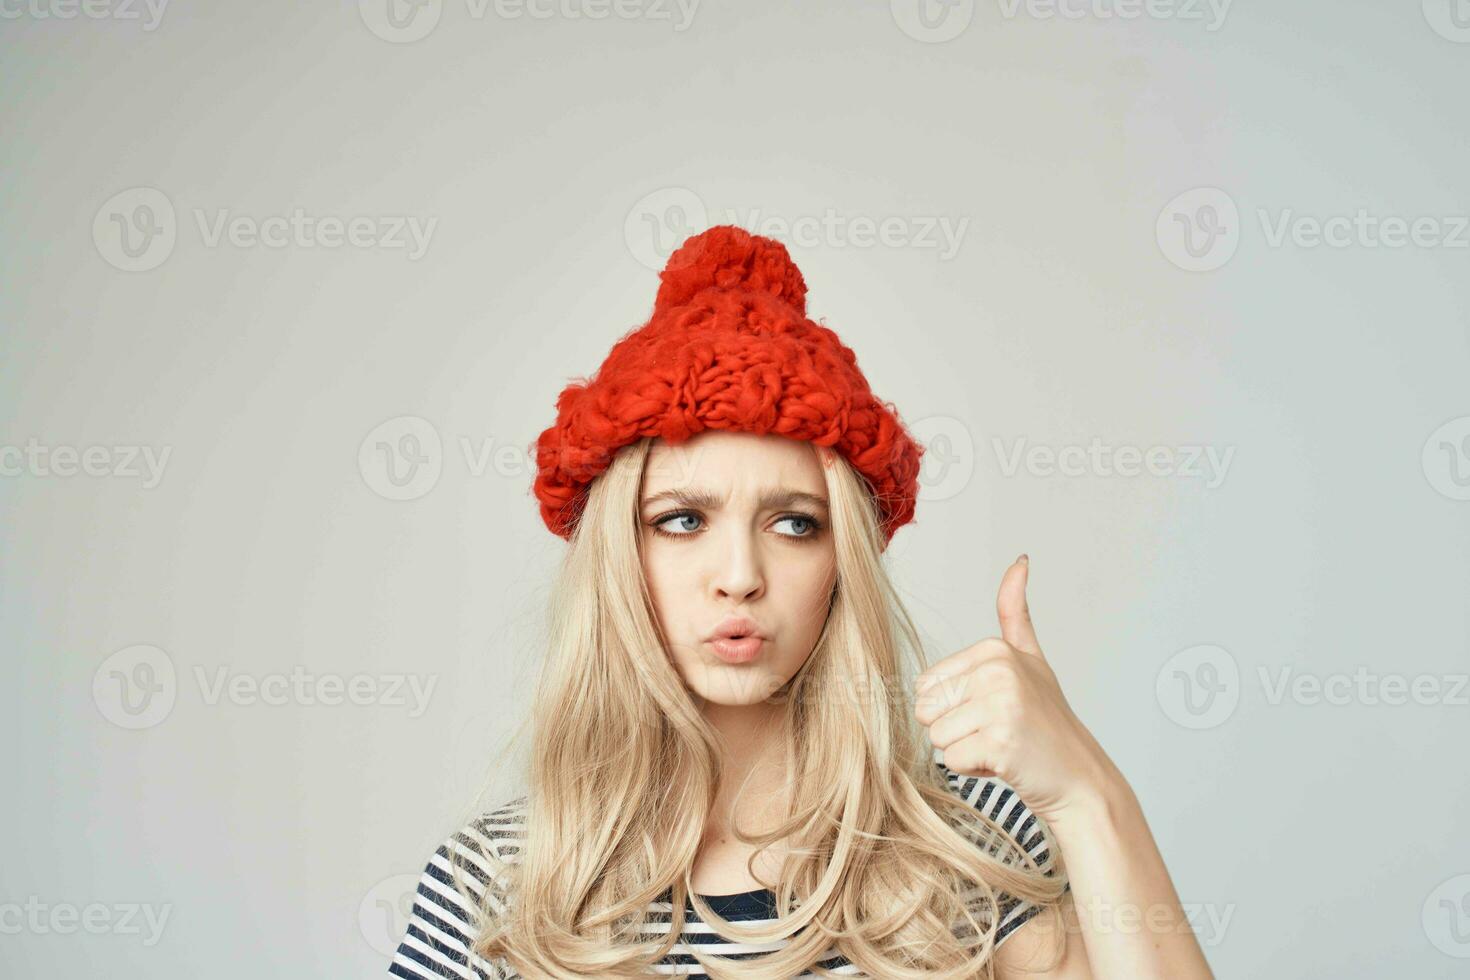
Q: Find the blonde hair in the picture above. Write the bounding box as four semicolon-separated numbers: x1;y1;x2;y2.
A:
455;436;1067;978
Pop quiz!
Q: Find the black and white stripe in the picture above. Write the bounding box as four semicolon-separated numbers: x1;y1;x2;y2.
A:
389;764;1065;979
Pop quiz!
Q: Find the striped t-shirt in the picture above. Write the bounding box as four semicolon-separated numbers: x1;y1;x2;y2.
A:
390;763;1066;979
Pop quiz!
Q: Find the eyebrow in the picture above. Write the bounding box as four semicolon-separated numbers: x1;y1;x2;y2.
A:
640;486;830;513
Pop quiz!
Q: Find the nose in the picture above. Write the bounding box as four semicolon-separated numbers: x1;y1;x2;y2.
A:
711;526;765;603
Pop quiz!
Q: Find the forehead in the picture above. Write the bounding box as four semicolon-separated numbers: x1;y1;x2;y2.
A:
641;431;828;495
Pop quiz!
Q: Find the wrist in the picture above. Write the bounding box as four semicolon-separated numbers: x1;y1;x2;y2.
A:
1049;763;1137;837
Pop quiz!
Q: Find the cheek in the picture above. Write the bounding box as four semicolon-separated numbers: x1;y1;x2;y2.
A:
774;553;838;633
641;551;700;660
640;554;674;629
803;545;838;598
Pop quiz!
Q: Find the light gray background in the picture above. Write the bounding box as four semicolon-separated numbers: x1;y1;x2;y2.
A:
2;1;1468;976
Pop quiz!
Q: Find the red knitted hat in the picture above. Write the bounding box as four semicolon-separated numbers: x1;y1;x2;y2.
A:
530;225;924;548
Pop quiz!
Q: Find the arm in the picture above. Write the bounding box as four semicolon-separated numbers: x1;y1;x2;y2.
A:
993;766;1213;979
1015;772;1213;979
916;556;1214;980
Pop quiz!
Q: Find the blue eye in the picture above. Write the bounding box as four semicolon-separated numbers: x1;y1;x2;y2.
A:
774;514;822;538
649;511;825;540
653;512;703;536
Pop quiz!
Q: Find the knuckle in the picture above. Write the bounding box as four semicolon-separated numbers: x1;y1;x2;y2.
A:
978;658;1019;686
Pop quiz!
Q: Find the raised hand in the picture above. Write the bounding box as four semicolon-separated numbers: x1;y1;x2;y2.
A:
914;555;1117;822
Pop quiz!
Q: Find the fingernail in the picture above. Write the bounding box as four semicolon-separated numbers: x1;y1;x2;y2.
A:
1017;553;1029;565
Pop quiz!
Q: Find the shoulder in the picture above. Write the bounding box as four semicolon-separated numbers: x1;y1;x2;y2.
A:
457;795;530;871
388;797;529;980
935;762;1069;948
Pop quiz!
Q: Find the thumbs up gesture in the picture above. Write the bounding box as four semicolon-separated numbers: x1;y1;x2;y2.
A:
915;555;1117;823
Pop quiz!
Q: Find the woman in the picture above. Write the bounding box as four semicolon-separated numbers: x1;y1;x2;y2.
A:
389;226;1213;979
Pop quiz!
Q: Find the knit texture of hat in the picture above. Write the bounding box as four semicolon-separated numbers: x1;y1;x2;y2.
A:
530;224;924;548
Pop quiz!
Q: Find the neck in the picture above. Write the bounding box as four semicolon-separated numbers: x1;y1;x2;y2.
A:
701;699;789;830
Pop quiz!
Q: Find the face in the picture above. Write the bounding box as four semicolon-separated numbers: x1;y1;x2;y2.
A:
638;430;839;711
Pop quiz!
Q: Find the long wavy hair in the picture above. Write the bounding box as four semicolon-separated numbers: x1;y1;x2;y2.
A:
454;435;1068;978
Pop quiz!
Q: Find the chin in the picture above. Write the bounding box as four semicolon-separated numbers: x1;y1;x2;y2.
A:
686;668;790;706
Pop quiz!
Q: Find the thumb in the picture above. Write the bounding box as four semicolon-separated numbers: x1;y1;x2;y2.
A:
997;554;1043;657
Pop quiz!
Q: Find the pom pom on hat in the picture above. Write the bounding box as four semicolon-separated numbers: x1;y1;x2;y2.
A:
530;224;924;548
653;224;809;316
